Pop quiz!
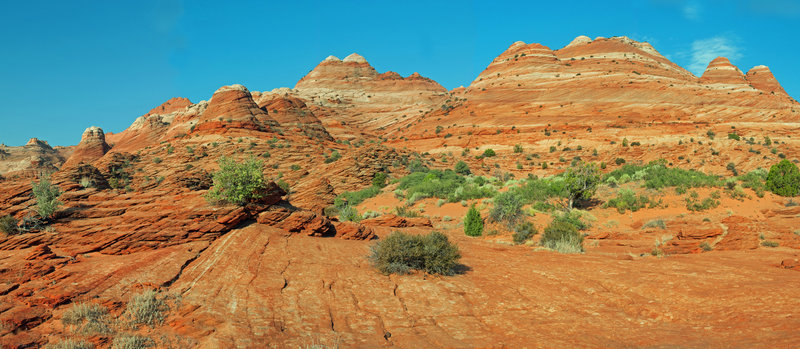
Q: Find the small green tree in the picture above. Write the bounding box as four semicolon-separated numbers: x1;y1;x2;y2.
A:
205;157;269;205
765;159;800;197
369;231;461;275
32;175;62;219
463;204;483;237
561;161;601;209
454;161;471;175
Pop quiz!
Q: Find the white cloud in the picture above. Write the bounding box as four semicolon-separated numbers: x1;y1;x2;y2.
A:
688;36;742;75
683;2;701;20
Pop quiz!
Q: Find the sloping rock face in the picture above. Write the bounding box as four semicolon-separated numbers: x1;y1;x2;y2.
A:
293;53;449;134
62;126;111;168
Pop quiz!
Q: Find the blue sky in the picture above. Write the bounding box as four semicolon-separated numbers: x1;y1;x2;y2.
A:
1;0;798;146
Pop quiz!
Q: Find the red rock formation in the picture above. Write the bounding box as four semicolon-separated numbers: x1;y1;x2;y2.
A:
700;57;747;84
746;65;789;96
143;97;192;116
62;126;111;168
191;84;278;135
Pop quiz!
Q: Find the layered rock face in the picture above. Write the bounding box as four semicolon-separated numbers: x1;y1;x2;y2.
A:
62;126;111;168
293;53;449;134
455;36;797;123
0;139;64;177
189;84;279;135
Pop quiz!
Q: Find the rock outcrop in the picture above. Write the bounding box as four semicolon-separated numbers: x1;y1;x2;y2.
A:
62;126;111;168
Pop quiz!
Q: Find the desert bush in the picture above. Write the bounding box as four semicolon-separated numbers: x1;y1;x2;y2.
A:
205;157;268;206
642;219;666;230
111;334;155;349
398;170;494;203
463;204;484;237
454;161;471;175
489;191;524;227
372;172;388;188
44;340;94;349
605;160;720;189
338;205;361;222
0;215;19;235
482;148;496;157
126;289;168;327
605;188;650;213
738;169;767;198
685;191;720;211
761;240;779;247
394;205;421;218
334;186;381;208
32;175;62;219
370;231;461;276
765;159;800;197
540;217;583;253
615;158;626;165
727;133;740;141
62;302;111;335
512;221;536;245
324;150;341;163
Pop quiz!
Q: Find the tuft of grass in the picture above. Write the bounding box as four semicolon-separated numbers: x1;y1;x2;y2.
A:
761;240;779;248
642;219;666;230
61;302;112;335
44;340;94;349
112;334;155;349
126;290;168;327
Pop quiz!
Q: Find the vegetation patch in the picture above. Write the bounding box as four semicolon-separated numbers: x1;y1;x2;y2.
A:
540;216;584;253
463;204;484;237
205;157;269;206
370;231;462;276
765;159;800;197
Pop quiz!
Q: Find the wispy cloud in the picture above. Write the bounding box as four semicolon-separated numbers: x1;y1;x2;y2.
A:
688;36;742;75
682;2;701;20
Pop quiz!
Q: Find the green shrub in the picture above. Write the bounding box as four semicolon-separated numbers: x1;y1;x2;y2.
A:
685;191;720;211
0;215;19;235
540;217;583;253
482;148;496;157
606;188;650;213
112;334;155;349
394;205;421;218
370;231;461;275
605;160;720;189
32;175;62;219
454;161;471;175
62;302;111;335
765;159;800;197
615;158;626;165
324;150;341;163
464;204;484;237
728;133;740;141
334;186;381;208
152;157;162;164
513;144;523;153
205;157;268;206
44;340;94;349
372;172;388;188
338;205;361;222
398;170;494;203
126;289;168;327
512;221;536;245
489;191;524;226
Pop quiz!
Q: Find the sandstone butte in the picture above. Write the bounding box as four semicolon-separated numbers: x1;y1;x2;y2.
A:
0;35;799;348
